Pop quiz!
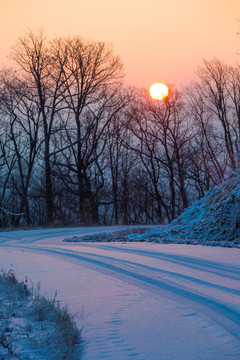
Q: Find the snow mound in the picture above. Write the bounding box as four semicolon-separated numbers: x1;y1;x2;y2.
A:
63;227;150;242
129;171;240;247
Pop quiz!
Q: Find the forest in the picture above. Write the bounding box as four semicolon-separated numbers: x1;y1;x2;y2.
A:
0;30;239;227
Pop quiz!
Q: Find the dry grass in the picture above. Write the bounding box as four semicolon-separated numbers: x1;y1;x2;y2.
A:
0;269;82;359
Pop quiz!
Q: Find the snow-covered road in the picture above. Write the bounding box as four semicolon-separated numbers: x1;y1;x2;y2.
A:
0;226;240;359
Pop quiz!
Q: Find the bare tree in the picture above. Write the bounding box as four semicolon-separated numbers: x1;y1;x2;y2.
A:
49;37;125;223
194;58;239;170
0;69;41;225
186;82;227;187
11;30;68;224
126;87;191;223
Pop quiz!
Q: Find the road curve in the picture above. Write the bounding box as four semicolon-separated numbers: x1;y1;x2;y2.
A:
0;228;240;359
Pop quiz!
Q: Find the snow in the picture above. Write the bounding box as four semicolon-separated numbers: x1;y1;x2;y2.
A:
127;171;240;246
0;226;240;359
0;269;81;359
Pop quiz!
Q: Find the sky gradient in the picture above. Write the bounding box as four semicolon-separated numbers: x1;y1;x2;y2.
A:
1;0;240;88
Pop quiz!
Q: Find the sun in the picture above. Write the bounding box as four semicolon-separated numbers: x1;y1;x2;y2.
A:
149;82;169;100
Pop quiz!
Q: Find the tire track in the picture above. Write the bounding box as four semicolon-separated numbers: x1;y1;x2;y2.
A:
84;244;240;280
5;244;240;340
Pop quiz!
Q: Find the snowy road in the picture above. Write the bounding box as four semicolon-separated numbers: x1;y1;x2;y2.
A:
0;226;240;359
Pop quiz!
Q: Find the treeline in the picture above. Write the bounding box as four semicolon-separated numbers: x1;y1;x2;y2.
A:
0;31;239;227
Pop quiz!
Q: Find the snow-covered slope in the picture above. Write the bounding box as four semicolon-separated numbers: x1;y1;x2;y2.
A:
129;171;240;247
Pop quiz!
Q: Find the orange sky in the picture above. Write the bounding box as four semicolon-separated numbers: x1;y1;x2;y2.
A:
1;0;240;88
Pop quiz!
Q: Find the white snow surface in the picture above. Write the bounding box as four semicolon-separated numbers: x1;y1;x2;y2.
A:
0;225;240;359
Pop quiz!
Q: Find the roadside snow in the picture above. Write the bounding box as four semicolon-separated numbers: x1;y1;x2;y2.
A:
0;227;240;359
0;269;81;359
127;171;240;247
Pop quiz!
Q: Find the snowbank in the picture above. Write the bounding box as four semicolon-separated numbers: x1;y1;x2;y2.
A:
128;171;240;247
0;269;81;359
63;227;151;243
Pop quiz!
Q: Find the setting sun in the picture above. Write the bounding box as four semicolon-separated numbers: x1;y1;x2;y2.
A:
149;82;169;100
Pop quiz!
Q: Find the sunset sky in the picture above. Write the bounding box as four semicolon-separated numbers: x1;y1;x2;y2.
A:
1;0;240;88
